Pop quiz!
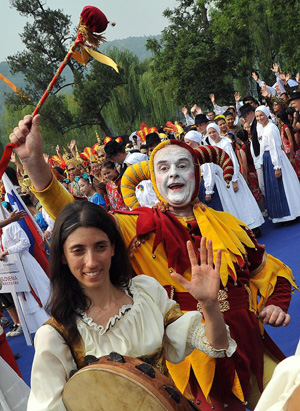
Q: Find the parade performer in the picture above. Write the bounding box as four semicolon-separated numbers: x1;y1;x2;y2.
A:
10;115;297;410
0;203;50;334
27;201;235;410
65;158;84;197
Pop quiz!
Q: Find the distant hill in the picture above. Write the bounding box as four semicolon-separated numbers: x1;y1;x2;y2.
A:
101;35;159;61
0;35;160;117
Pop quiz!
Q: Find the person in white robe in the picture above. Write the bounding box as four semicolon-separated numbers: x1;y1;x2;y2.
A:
255;105;300;223
207;123;265;230
0;204;50;333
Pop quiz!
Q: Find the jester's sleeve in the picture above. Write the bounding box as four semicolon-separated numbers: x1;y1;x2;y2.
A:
245;232;298;314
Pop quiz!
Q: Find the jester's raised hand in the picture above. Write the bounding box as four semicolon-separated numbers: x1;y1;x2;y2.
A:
171;237;222;305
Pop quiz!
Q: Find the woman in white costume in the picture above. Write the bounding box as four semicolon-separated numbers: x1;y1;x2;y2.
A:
184;130;237;213
0;204;50;333
27;200;236;411
207;123;264;230
255;340;300;410
0;278;30;411
0;355;30;411
255;105;300;223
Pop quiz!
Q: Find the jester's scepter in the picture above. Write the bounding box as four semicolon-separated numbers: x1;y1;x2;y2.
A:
0;6;118;177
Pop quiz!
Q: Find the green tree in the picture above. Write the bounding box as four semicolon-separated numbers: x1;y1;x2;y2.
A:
147;0;235;110
5;0;124;138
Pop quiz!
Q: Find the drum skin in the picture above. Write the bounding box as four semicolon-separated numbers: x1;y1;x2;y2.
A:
63;354;196;410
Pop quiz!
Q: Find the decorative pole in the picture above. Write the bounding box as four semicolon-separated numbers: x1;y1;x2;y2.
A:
0;6;118;177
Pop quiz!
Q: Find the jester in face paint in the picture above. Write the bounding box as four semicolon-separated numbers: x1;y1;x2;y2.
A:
153;145;196;208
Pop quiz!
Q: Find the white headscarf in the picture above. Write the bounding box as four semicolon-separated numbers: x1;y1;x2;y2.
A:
126;153;148;165
184;130;202;144
206;123;220;134
255;105;270;118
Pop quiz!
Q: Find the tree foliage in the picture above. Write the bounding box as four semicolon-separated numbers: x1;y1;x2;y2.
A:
147;0;235;109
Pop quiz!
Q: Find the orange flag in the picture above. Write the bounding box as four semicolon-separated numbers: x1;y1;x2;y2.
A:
0;72;29;99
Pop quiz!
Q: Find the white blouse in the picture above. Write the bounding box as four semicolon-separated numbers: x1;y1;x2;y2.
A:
260;122;283;170
27;275;236;411
210;138;240;182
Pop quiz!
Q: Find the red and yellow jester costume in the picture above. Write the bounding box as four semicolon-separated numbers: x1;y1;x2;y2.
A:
32;141;297;410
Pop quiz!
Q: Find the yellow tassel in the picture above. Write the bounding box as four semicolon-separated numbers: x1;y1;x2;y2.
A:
78;19;106;48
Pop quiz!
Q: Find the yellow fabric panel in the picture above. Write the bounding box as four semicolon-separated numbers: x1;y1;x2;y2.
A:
193;205;256;286
249;254;298;313
166;357;192;394
30;175;74;222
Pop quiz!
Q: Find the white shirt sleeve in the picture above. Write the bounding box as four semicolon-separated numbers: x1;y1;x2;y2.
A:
185;114;195;126
213;104;228;115
41;208;55;235
4;223;31;254
267;125;282;170
27;326;76;411
141;277;236;363
201;164;215;194
254;354;300;411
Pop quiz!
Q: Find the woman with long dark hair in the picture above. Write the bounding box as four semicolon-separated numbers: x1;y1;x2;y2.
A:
27;200;235;410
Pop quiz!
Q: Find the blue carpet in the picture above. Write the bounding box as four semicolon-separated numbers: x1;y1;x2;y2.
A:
3;216;300;390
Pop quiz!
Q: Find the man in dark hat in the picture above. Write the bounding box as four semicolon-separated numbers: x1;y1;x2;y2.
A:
145;132;161;156
194;114;210;144
289;91;300;112
104;140;129;176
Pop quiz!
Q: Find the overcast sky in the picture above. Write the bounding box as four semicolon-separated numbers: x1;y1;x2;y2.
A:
1;0;177;62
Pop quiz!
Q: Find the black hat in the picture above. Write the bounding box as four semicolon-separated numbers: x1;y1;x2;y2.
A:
104;140;124;157
145;132;161;147
239;103;254;118
194;114;209;125
288;91;300;103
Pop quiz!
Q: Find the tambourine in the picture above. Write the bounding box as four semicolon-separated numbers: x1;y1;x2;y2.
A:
63;352;200;410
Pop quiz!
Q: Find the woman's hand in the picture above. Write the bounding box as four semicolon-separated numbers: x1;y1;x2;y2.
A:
234;91;241;102
0;250;8;261
171;238;222;305
9;115;52;191
275;169;282;179
232;181;239;192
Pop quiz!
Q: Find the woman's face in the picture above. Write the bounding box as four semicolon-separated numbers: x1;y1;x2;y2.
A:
273;102;282;113
255;111;268;126
78;179;93;197
62;227;115;292
91;162;101;176
101;167;118;182
243;122;251;135
225;115;235;128
98;152;106;164
184;138;199;148
207;128;220;142
217;119;228;133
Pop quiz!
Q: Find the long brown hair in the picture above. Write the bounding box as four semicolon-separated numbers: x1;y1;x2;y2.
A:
46;201;133;344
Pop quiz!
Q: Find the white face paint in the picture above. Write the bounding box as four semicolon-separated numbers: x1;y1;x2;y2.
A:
154;145;196;207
